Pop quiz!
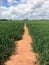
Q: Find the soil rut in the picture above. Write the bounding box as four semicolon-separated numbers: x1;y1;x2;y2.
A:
5;23;39;65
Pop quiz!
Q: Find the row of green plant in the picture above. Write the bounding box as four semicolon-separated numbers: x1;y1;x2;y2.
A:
27;20;49;65
0;21;24;65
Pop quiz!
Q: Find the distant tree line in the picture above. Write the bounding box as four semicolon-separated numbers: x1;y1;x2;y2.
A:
0;19;29;21
0;19;12;21
0;19;49;21
0;19;8;21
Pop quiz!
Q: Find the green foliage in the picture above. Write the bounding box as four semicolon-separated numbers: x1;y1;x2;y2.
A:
0;21;24;65
27;20;49;65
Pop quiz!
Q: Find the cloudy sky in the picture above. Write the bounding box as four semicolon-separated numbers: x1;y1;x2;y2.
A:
0;0;49;20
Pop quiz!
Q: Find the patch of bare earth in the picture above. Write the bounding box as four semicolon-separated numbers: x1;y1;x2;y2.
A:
4;23;39;65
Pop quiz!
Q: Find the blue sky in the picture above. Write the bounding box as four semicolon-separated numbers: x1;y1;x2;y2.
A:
3;0;9;7
0;0;19;7
0;0;49;20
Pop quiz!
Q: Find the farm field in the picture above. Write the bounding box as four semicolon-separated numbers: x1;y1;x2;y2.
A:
0;20;49;65
0;20;24;65
27;20;49;65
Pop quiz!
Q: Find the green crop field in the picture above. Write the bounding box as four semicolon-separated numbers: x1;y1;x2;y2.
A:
0;20;49;65
27;20;49;65
0;20;24;65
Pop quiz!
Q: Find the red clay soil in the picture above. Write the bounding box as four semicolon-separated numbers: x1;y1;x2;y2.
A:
4;23;39;65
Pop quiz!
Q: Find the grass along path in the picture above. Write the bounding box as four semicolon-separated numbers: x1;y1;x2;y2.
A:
4;23;39;65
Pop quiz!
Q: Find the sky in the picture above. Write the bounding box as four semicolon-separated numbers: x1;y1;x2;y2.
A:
0;0;49;20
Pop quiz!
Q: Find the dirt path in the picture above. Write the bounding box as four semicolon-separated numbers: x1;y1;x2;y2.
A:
5;23;39;65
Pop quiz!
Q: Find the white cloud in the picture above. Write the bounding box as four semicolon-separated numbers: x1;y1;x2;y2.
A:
0;0;49;19
7;0;18;5
7;0;13;3
19;0;26;3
